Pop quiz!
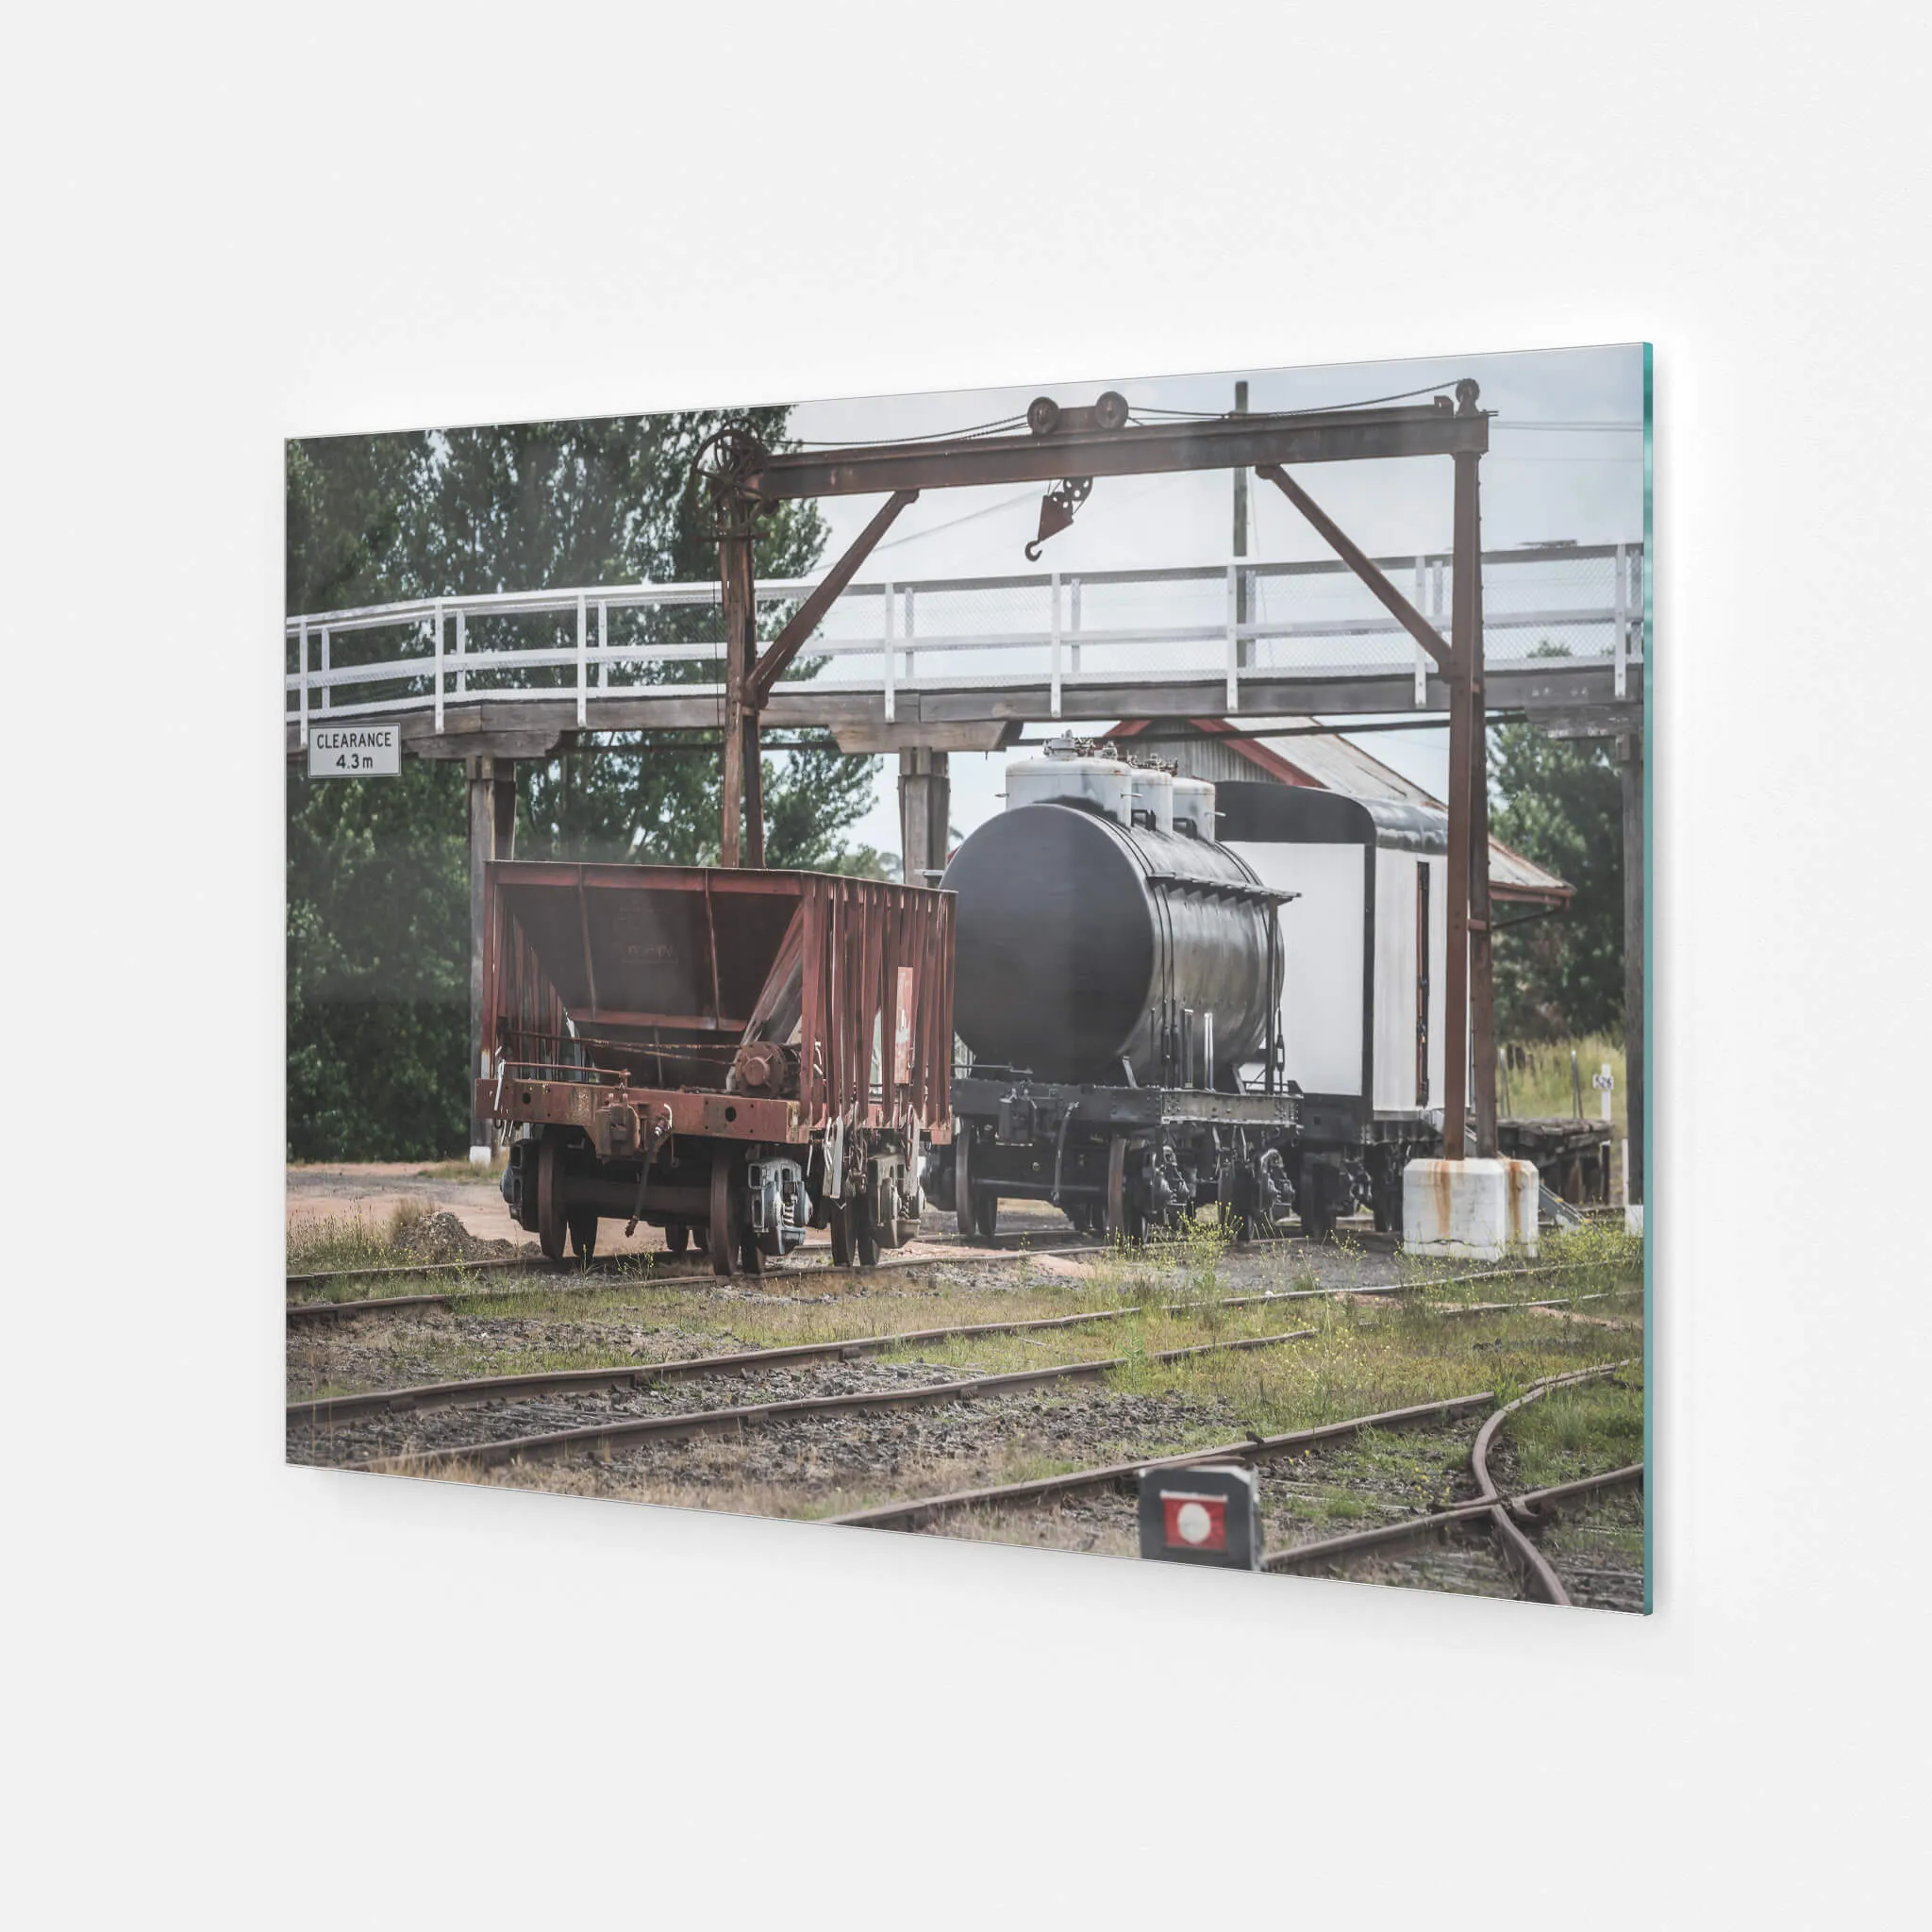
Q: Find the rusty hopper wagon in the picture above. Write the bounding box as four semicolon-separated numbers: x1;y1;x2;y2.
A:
478;861;955;1274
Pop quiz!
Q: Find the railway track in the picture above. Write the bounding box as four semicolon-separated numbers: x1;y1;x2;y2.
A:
284;1224;1099;1293
829;1389;1505;1531
825;1359;1639;1607
1264;1361;1641;1605
287;1239;1611;1328
291;1291;1285;1426
327;1324;1324;1474
285;1241;1108;1324
291;1261;1619;1428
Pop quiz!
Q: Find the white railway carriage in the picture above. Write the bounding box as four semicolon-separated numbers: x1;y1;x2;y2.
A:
1216;779;1572;1236
1220;784;1450;1137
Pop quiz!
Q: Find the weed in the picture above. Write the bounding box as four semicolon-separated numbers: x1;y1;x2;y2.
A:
287;1208;427;1274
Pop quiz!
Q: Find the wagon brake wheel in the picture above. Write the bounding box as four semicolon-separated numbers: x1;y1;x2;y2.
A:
708;1152;741;1277
536;1134;567;1262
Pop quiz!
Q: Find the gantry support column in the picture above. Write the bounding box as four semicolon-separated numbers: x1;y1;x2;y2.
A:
1621;726;1645;1206
1441;453;1478;1160
1464;453;1498;1159
467;754;516;1158
898;748;951;884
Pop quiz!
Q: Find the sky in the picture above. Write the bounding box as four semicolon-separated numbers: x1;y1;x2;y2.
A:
777;341;1647;862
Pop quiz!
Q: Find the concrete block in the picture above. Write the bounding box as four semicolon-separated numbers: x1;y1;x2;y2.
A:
469;1144;494;1168
1625;1204;1645;1238
1403;1158;1510;1262
1506;1158;1540;1257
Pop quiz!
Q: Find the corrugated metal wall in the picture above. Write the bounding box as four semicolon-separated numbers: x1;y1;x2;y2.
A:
1168;736;1288;787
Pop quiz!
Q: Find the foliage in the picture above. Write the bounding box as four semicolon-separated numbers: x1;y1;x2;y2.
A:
1489;708;1627;1041
287;759;469;1160
287;409;883;1159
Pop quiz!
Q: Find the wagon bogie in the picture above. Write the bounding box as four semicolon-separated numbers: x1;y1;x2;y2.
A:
941;1073;1301;1248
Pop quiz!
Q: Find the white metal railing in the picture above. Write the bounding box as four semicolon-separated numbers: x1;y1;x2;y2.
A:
285;543;1645;742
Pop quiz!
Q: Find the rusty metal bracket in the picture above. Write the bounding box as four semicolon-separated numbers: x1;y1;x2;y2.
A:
745;489;919;708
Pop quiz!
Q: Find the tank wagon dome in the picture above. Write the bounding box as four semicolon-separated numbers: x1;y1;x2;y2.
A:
1171;774;1217;840
1003;732;1181;833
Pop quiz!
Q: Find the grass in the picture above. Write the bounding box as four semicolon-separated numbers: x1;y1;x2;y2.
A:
1499;1031;1630;1145
286;1202;436;1275
1502;1375;1644;1491
1390;1216;1642;1302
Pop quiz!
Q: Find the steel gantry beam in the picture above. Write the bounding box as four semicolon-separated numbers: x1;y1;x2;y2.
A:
703;382;1499;1157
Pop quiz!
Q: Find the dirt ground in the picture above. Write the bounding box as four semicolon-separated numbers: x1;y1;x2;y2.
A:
285;1161;1078;1263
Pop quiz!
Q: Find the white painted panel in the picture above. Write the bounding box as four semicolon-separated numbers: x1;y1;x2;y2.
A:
1373;851;1416;1111
1229;841;1363;1097
1426;855;1449;1108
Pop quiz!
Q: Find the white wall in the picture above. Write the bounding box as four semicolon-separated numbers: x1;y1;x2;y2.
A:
8;6;1928;1927
1373;850;1418;1109
1231;841;1365;1096
1371;851;1453;1112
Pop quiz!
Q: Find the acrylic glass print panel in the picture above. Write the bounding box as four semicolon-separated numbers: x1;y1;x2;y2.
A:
286;341;1651;1612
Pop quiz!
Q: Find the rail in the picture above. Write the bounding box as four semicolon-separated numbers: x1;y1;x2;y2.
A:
284;542;1646;742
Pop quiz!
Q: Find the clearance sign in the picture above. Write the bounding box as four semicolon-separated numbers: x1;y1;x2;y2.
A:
308;724;401;777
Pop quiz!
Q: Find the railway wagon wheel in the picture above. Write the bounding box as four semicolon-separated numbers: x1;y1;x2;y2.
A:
536;1133;568;1262
664;1222;690;1256
567;1208;598;1261
974;1191;998;1243
955;1131;976;1239
828;1200;857;1268
852;1193;882;1268
708;1151;743;1277
1104;1135;1148;1246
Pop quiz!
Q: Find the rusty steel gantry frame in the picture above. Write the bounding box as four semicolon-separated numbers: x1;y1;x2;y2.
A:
701;385;1502;1159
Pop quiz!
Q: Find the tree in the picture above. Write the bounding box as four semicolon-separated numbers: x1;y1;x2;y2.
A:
408;412;874;866
287;408;880;1159
1489;718;1626;1041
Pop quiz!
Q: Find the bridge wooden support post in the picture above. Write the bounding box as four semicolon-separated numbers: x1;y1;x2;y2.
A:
719;523;762;867
898;748;950;883
467;755;516;1158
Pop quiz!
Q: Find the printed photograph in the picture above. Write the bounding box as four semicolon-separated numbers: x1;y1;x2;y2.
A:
286;343;1651;1611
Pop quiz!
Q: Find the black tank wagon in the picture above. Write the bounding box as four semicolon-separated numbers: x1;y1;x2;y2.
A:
931;739;1301;1244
